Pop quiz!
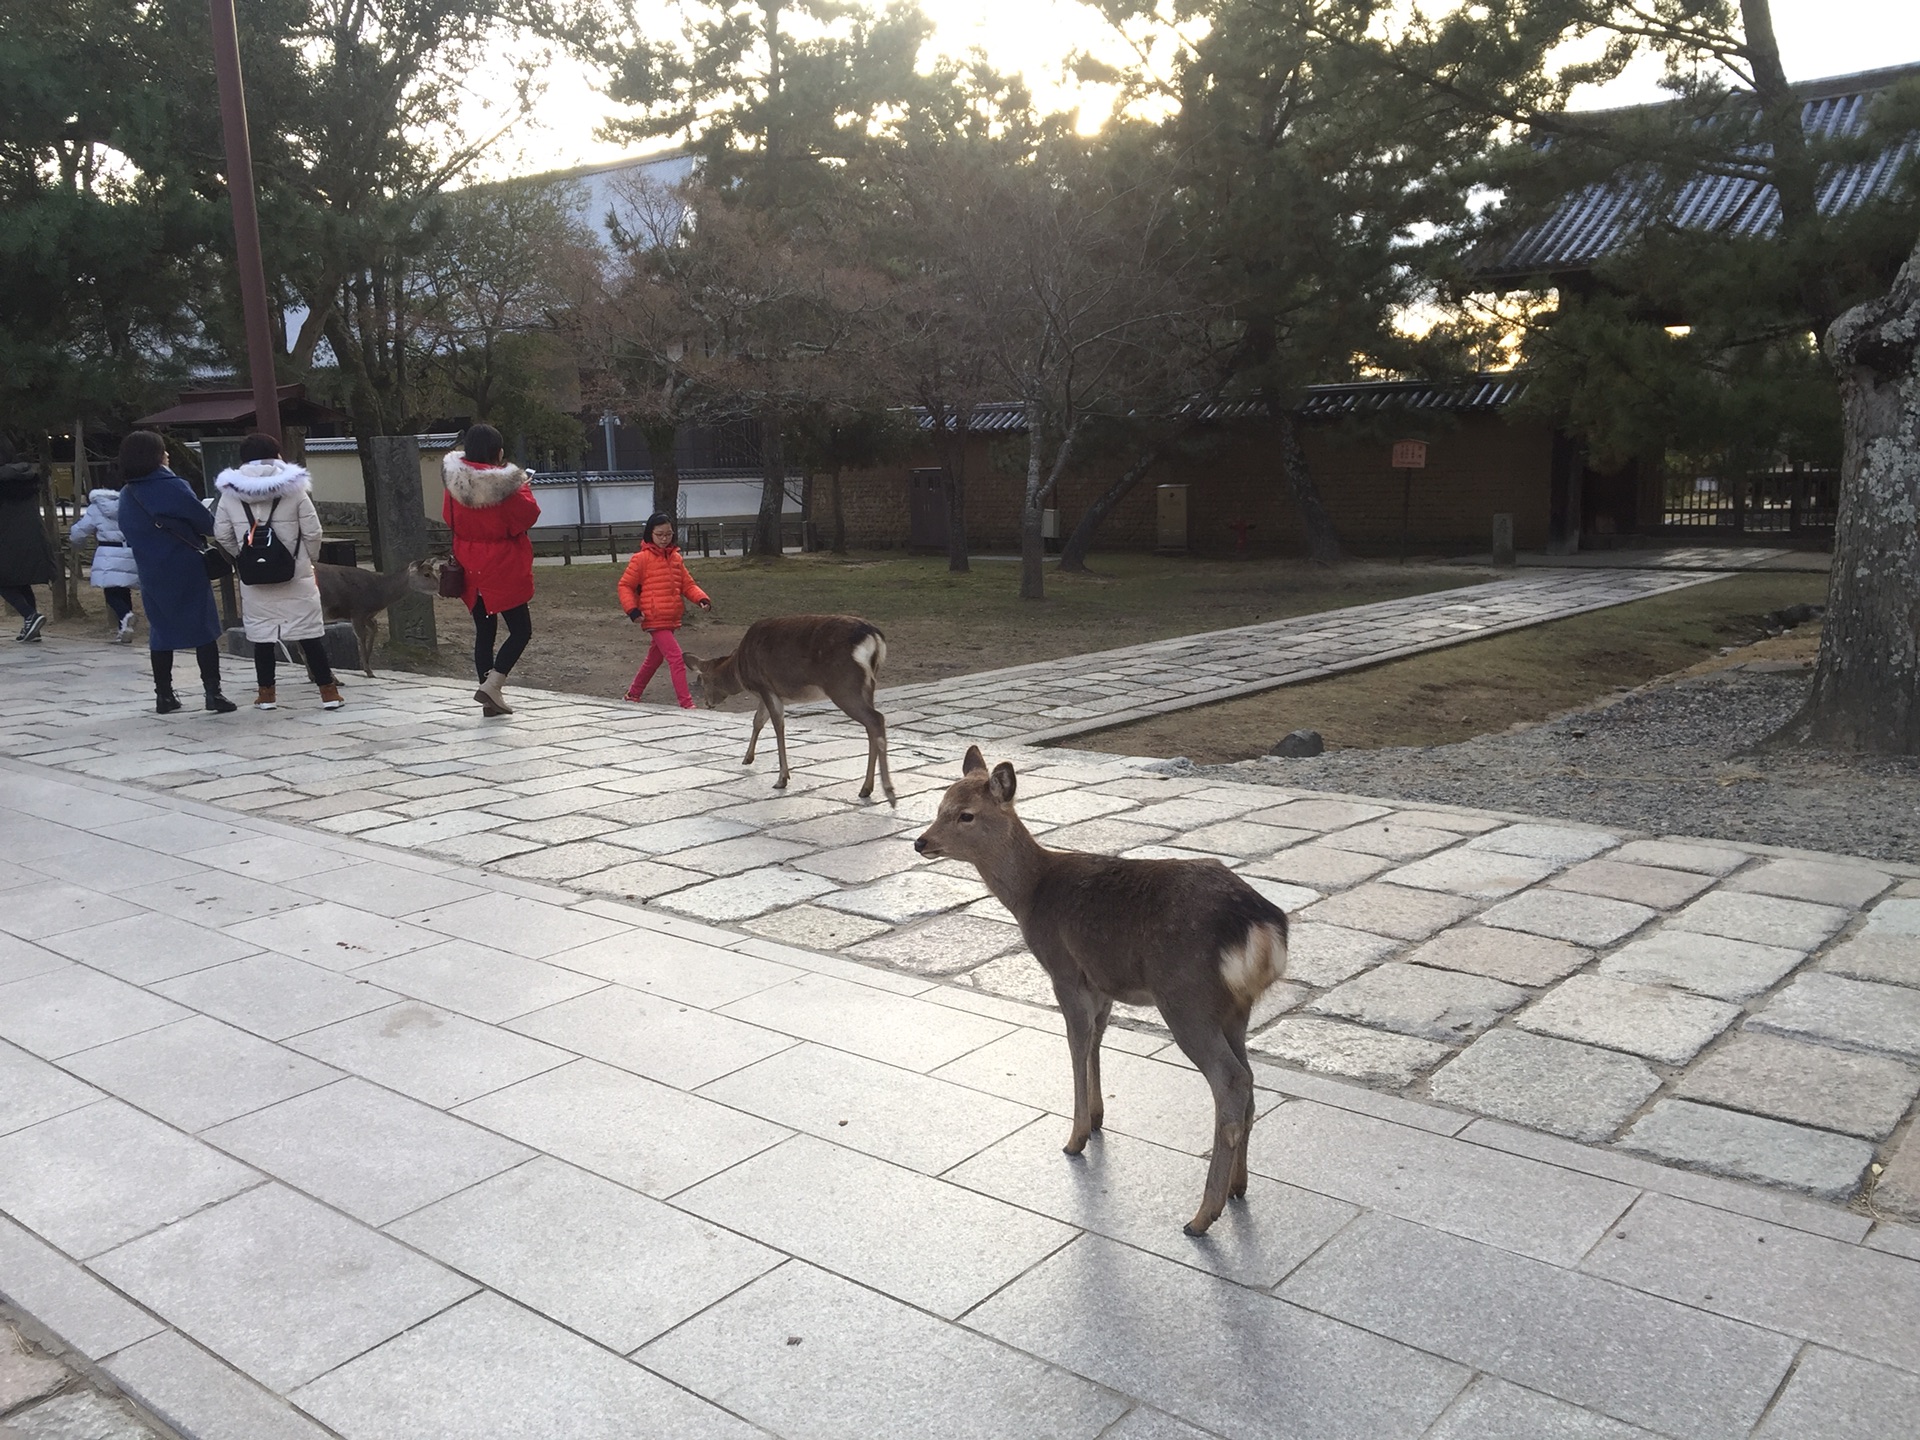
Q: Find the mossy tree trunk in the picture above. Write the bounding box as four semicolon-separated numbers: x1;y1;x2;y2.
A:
1777;234;1920;751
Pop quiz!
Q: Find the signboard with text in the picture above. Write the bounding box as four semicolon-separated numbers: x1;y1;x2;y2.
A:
1391;440;1428;469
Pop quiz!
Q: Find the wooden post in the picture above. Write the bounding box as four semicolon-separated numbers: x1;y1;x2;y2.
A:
207;0;281;446
38;436;77;618
64;419;85;613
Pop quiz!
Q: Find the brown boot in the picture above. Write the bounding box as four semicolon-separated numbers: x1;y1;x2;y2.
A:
254;686;277;710
474;670;512;717
318;683;344;710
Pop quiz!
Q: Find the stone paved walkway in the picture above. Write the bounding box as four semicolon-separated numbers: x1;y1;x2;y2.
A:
4;762;1919;1440
1;1313;164;1439
877;567;1725;743
1509;547;1830;574
4;633;1918;1216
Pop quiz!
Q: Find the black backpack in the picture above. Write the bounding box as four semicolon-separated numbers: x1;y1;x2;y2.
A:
235;499;298;585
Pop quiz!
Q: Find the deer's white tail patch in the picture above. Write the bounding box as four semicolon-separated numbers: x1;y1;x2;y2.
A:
852;633;885;685
1218;921;1287;1008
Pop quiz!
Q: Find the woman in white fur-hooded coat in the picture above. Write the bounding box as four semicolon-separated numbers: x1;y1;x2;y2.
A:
212;454;325;643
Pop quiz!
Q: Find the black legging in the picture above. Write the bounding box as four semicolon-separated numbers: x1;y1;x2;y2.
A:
152;644;223;696
255;639;336;689
1;585;34;620
104;587;133;622
471;598;531;680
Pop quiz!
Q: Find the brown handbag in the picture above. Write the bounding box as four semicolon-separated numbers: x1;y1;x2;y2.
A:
437;557;466;598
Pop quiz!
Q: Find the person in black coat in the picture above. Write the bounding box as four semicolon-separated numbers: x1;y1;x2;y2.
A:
0;436;57;643
114;431;236;714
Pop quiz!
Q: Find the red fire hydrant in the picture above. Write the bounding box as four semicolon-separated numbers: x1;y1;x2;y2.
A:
1227;518;1256;557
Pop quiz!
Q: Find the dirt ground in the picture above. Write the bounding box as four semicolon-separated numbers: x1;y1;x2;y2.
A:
415;552;1489;705
1076;572;1832;763
1195;634;1920;863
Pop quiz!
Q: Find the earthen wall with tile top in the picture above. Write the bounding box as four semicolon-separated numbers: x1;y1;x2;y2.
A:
832;414;1557;557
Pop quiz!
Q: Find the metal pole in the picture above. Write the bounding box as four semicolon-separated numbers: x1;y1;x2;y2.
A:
207;0;281;445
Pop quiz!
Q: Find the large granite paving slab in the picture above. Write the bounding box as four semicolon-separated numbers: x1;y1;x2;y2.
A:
1427;1030;1660;1143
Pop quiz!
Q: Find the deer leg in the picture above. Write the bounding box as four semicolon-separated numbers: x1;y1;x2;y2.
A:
1163;1010;1253;1236
840;691;896;804
356;617;375;678
744;705;768;765
767;696;791;789
1051;976;1105;1155
1087;997;1112;1134
1225;1016;1255;1200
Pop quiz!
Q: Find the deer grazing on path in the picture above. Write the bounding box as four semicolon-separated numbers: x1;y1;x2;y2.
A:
688;615;896;803
915;747;1290;1235
314;559;442;678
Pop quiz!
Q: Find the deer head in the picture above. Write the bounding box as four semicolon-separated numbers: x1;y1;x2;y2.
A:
686;652;739;709
914;746;1021;865
406;557;444;593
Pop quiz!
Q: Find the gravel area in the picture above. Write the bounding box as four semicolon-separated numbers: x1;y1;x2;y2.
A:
1205;667;1920;864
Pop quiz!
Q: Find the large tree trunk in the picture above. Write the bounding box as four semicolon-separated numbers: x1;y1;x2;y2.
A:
1058;442;1165;573
829;465;847;554
642;420;680;522
1276;409;1344;565
942;457;969;573
1775;234;1920;751
938;414;970;573
1021;411;1083;600
755;405;786;559
1020;404;1047;600
1740;0;1838;336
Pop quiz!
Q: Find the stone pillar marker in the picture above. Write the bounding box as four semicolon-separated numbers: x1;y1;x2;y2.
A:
1491;513;1516;567
364;435;436;657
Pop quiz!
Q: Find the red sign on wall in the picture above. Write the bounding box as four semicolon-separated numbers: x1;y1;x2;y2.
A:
1391;440;1428;469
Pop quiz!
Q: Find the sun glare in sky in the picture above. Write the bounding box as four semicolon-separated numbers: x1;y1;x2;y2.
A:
495;0;1920;176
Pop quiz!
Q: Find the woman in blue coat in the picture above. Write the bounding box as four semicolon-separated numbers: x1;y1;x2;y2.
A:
114;431;236;713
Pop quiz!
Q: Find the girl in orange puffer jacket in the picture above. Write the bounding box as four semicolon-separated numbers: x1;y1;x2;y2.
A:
618;512;710;706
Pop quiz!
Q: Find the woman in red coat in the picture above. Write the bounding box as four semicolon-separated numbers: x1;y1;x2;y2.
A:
442;424;540;716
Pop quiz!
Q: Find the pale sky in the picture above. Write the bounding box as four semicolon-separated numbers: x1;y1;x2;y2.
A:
495;0;1920;175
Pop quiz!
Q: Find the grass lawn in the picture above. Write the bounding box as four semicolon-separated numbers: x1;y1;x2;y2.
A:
420;551;1491;703
1075;570;1833;763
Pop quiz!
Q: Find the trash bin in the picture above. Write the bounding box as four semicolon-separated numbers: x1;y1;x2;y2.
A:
317;540;357;567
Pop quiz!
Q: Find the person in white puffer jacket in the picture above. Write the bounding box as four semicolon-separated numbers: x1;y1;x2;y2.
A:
69;484;142;642
212;432;343;711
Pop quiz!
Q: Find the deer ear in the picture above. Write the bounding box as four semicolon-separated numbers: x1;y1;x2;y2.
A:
962;746;987;776
988;762;1016;803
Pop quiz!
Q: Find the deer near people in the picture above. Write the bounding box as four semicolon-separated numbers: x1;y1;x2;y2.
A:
314;559;442;678
688;615;896;803
915;747;1289;1234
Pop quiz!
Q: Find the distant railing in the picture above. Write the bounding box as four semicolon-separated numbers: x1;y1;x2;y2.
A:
525;468;811;557
1661;465;1837;534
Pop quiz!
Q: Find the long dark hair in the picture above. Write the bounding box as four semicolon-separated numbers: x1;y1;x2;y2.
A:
463;423;505;464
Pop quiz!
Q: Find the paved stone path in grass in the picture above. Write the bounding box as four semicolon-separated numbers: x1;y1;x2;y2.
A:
4;761;1920;1440
874;566;1726;744
1511;546;1829;573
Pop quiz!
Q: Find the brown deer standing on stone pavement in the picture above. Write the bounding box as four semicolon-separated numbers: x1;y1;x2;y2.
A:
915;747;1290;1234
314;559;442;678
688;615;896;803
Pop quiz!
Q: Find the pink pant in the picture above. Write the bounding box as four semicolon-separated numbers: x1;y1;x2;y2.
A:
628;628;691;706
